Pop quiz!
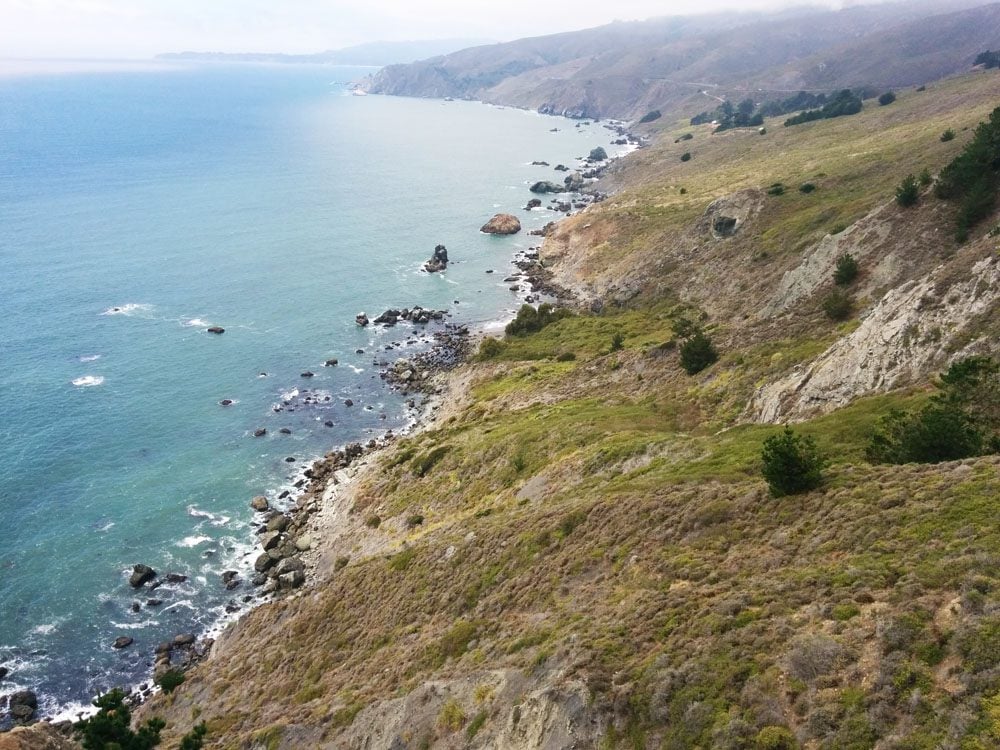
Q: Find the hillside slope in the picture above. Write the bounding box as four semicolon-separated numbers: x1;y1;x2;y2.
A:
368;1;1000;119
128;68;1000;750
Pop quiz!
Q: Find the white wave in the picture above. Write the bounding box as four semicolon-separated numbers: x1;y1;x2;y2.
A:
176;535;212;548
281;388;299;401
347;365;364;374
110;619;160;629
79;354;101;362
183;318;210;327
48;699;97;724
30;623;58;636
95;521;115;532
100;303;153;316
161;599;197;613
72;375;104;387
186;506;231;526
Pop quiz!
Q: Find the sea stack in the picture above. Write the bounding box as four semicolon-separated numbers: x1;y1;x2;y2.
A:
424;244;449;272
480;213;521;235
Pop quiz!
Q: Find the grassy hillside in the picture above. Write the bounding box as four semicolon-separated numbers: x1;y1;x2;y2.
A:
132;67;1000;749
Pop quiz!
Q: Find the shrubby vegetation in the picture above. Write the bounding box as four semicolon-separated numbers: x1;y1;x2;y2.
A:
504;303;572;337
975;50;1000;69
934;105;1000;240
638;109;662;123
784;90;863;127
821;288;852;320
833;253;859;286
760;427;826;496
878;91;896;106
940;128;955;142
75;689;166;749
867;357;999;463
895;173;920;206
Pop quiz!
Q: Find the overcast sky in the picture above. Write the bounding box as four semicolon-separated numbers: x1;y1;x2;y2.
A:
0;0;863;59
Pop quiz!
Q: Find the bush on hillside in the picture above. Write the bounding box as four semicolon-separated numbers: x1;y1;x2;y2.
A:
934;106;1000;239
680;151;692;162
918;168;932;186
639;109;662;123
179;723;209;750
940;128;955;142
833;253;859;286
821;288;853;320
679;331;718;375
760;427;826;497
799;182;816;193
75;689;166;750
975;50;1000;69
878;91;897;106
478;336;505;359
156;669;185;694
867;357;999;463
784;90;863;127
504;303;572;337
895;174;920;207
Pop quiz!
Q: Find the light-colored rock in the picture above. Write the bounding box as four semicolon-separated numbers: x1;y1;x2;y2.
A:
481;213;521;235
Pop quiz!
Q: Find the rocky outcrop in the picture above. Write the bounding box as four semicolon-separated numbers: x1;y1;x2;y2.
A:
128;564;156;588
424;244;449;273
530;181;564;194
698;189;764;241
6;692;37;725
0;722;78;749
480;213;521;235
751;255;1000;422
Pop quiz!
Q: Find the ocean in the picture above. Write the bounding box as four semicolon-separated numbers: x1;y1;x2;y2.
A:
0;61;625;719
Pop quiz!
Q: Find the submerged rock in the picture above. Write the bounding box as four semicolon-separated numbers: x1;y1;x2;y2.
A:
206;326;225;334
480;213;521;235
355;312;369;327
113;636;133;649
530;180;564;194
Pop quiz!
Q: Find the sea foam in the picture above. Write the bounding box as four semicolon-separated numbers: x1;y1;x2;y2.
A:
72;375;104;387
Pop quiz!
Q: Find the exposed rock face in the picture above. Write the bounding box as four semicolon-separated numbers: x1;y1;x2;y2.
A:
699;189;764;240
250;495;270;512
563;172;585;192
751;255;1000;422
480;213;522;235
7;691;37;725
0;722;78;749
424;244;449;272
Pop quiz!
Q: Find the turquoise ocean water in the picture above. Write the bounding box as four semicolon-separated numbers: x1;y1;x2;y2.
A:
0;62;624;718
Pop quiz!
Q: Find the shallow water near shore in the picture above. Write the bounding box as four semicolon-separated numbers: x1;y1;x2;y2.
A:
0;61;626;718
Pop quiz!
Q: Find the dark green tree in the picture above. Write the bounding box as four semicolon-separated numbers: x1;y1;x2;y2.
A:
179;723;209;750
895;174;920;207
75;689;165;750
761;427;826;497
679;331;718;375
878;91;896;106
833;253;859;286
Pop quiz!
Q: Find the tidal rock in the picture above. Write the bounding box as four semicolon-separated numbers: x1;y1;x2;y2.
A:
206;326;225;334
300;371;314;378
165;573;188;584
146;598;163;607
221;570;239;585
424;244;449;273
588;146;608;161
480;213;521;235
0;666;8;681
266;515;290;533
530;180;564;194
253;428;267;437
250;495;270;512
155;641;173;655
355;312;369;326
278;427;292;435
564;172;585;191
344;399;354;407
324;358;339;367
174;633;195;647
129;564;156;588
113;636;134;649
219;399;234;406
260;531;281;551
9;691;37;723
531;160;549;166
525;198;542;210
554;164;569;172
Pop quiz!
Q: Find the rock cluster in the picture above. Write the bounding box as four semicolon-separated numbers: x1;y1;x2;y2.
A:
480;213;521;235
372;306;446;327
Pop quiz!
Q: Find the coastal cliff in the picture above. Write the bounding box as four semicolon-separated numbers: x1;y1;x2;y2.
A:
109;65;1000;749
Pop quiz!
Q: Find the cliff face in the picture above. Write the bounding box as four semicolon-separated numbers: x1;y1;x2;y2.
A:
128;67;1000;750
368;2;1000;119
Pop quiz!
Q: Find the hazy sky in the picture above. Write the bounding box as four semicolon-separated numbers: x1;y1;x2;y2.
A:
0;0;850;59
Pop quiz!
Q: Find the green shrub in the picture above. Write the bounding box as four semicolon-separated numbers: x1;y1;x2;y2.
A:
940;128;955;142
478;336;505;359
179;723;208;750
406;514;424;528
365;515;381;528
821;289;852;320
799;182;816;193
679;331;719;375
639;109;662;123
761;427;826;497
833;253;859;286
680;151;692;162
767;183;785;196
504;303;572;337
878;91;896;106
918;168;932;186
895;174;920;206
156;669;185;695
555;351;576;362
610;331;625;351
755;725;799;749
439;620;477;660
438;699;466;731
75;689;166;750
410;445;450;477
466;710;488;739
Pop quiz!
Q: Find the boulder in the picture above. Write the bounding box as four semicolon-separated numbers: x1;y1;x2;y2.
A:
173;633;196;647
165;573;188;584
355;312;369;326
250;495;269;512
529;180;564;194
266;515;290;533
113;636;133;649
129;564;156;588
423;244;449;273
564;172;585;191
480;213;521;235
278;570;306;590
253;428;267;437
294;535;313;551
259;531;281;551
525;198;542;210
254;553;275;573
275;557;305;576
324;358;339;367
206;326;225;334
10;691;38;723
588;146;608;161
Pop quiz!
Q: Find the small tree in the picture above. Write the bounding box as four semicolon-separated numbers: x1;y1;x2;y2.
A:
833;253;859;286
76;689;165;750
761;427;826;497
179;723;209;750
940;129;955;142
918;168;932;186
878;91;896;106
895;174;920;207
680;151;692;162
610;331;625;351
679;331;718;374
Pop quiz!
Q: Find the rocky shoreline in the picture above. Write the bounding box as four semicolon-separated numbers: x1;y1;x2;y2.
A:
0;113;636;735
